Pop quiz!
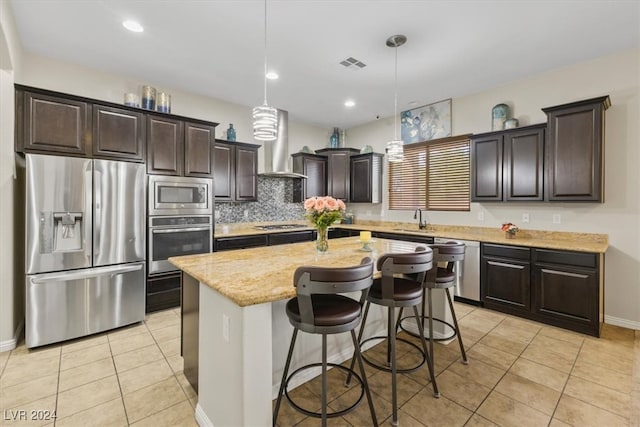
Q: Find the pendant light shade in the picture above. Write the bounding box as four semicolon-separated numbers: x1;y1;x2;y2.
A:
253;0;278;141
386;34;406;163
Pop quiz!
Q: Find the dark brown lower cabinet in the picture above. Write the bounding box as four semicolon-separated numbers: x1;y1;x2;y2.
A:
481;244;531;314
146;272;181;313
181;273;199;393
481;243;602;336
532;249;600;336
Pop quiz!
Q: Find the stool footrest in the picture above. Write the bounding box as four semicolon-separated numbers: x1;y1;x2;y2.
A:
360;336;426;374
284;363;365;419
399;315;457;341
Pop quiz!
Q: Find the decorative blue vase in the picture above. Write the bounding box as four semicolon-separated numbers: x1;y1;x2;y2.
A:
227;124;236;141
492;103;509;131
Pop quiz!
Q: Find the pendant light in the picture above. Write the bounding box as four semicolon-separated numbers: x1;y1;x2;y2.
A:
253;0;278;141
385;34;407;163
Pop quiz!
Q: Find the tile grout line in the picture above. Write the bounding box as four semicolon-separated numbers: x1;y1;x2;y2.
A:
106;328;132;427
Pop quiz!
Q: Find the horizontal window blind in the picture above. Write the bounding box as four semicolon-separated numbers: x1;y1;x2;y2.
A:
388;135;470;211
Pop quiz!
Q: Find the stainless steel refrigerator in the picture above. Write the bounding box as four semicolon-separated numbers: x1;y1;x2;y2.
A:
24;153;146;348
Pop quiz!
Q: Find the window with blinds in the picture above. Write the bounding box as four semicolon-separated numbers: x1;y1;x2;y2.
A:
388;135;470;211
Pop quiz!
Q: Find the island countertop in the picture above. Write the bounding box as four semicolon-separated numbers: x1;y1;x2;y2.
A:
169;237;424;307
215;221;608;254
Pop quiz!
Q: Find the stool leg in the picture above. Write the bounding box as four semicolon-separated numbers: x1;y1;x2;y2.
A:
350;329;378;427
412;304;438;398
394;307;403;335
273;328;298;427
427;288;440;397
321;333;328;427
446;288;468;364
346;301;371;386
389;306;399;426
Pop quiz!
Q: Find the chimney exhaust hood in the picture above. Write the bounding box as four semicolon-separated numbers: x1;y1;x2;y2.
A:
259;109;307;179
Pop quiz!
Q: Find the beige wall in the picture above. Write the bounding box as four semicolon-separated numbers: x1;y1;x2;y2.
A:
345;49;640;328
0;0;24;350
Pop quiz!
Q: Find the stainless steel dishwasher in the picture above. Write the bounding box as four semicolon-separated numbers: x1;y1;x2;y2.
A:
434;238;481;303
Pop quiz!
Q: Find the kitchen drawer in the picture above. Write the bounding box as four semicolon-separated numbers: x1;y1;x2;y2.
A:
146;288;180;313
147;272;181;294
269;231;314;246
482;243;530;260
533;249;597;268
215;235;268;251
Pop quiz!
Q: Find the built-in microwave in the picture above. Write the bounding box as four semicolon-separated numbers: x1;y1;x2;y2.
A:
148;175;213;216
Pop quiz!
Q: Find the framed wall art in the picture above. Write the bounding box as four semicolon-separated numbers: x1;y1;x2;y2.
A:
401;98;452;143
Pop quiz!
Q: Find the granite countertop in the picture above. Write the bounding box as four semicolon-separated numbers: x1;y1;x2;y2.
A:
170;238;425;307
214;220;608;253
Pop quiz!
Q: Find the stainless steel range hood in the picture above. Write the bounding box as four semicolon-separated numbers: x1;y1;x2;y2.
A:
259;109;307;179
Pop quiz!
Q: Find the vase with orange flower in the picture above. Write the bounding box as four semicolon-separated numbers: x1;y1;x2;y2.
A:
303;196;346;252
501;222;519;239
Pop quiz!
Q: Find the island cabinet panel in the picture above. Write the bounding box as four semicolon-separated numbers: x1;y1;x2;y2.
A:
543;96;610;202
532;249;599;336
481;244;531;314
93;104;145;161
184;122;215;177
19;91;91;156
147;115;184;175
292;153;327;202
181;273;199;393
504;126;544;201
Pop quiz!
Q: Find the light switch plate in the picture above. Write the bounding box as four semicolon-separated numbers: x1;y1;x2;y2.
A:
222;314;230;343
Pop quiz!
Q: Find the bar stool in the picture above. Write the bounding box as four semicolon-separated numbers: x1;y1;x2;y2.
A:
347;247;438;426
398;241;468;394
273;258;378;427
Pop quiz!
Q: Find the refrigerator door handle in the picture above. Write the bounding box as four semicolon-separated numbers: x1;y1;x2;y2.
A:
30;264;143;284
84;164;93;264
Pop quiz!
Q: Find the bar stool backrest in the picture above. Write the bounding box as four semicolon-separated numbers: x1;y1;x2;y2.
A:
376;247;433;301
293;257;374;327
426;241;466;282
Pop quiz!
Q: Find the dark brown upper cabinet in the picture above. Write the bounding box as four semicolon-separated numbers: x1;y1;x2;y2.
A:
316;148;360;201
146;115;184;175
471;124;545;202
350;153;383;203
214;140;258;202
93;104;145;161
292;152;327;202
17;90;91;156
543;96;610;202
184;122;215;177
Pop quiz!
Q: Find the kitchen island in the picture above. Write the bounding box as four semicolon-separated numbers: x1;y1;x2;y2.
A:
170;237;426;427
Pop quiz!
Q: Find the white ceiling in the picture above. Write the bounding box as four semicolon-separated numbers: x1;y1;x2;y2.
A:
9;0;640;129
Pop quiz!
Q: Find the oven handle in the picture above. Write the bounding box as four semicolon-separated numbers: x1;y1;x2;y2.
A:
151;227;212;234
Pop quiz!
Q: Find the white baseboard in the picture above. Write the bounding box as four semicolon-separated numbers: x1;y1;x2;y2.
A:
195;403;213;427
0;320;24;353
604;315;640;331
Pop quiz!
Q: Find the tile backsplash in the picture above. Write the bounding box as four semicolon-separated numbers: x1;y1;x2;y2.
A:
215;176;304;223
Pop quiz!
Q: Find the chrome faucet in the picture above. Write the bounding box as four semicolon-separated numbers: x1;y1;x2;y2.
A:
414;209;426;230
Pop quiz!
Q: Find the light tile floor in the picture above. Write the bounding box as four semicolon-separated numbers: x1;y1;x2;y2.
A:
0;304;638;427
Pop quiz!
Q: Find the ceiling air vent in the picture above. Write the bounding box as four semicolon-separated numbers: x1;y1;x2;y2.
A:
339;57;367;69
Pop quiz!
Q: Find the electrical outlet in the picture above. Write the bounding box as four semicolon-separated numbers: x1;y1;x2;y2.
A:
553;214;561;224
477;211;484;221
222;314;230;343
243;209;249;219
522;213;530;223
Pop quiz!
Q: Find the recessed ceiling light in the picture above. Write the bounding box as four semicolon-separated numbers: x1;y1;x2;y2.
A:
122;20;144;33
266;71;279;80
344;100;356;108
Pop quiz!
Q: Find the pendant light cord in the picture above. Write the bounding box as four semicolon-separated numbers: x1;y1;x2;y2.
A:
263;0;268;105
393;43;398;140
